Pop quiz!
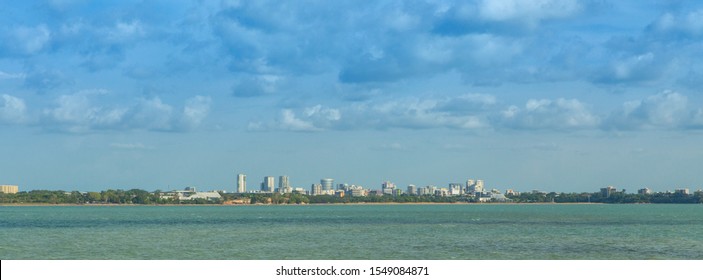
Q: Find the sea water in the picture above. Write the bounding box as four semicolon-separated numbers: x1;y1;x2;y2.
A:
0;204;701;259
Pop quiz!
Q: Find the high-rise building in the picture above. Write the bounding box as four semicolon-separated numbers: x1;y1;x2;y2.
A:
321;178;334;191
311;184;323;195
0;185;19;194
466;179;475;193
407;184;417;196
261;176;275;192
237;174;246;193
475;180;484;193
278;175;290;192
449;183;463;195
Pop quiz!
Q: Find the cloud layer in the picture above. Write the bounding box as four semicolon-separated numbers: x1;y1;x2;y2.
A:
257;90;703;132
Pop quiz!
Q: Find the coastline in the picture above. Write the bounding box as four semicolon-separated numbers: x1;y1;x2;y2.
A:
0;202;610;206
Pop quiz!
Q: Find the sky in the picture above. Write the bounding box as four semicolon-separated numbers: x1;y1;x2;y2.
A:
2;0;703;193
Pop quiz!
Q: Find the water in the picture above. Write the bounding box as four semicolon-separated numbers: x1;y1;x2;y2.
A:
0;204;701;259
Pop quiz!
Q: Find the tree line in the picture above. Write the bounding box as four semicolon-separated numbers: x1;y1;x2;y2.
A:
506;191;703;204
1;189;701;205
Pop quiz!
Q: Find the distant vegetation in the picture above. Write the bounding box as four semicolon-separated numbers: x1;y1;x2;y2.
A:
506;191;703;204
0;189;701;205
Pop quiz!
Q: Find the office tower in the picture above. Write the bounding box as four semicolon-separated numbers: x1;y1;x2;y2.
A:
279;175;290;190
466;179;475;193
381;181;396;190
261;176;275;192
321;178;334;191
475;180;484;194
311;184;322;195
407;184;417;196
449;183;463;195
237;174;246;193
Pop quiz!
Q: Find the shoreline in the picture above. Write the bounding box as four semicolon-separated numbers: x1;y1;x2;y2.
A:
0;202;620;207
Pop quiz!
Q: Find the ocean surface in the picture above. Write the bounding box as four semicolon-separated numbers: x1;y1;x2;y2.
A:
0;204;701;259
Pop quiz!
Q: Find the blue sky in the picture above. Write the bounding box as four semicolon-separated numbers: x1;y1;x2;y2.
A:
2;0;703;192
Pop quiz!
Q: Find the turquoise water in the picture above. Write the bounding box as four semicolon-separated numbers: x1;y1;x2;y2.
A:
0;204;701;259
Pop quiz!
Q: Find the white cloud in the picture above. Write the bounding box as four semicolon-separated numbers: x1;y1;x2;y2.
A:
364;97;487;130
304;105;341;121
651;10;703;36
0;71;26;80
7;25;51;55
0;94;27;124
500;98;599;130
279;109;320;132
606;91;690;130
42;92;211;132
132;97;175;131
44;93;127;132
182;95;212;128
479;0;581;25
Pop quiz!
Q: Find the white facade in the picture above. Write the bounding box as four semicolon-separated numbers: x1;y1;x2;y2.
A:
261;176;275;192
237;174;246;193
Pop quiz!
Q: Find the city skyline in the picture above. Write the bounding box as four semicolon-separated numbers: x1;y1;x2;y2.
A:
2;1;703;192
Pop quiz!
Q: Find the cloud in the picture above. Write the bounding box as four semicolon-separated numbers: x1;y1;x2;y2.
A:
130;97;175;131
498;98;599;130
479;0;582;25
42;91;211;133
592;52;664;85
647;10;703;38
43;91;127;132
278;109;320;132
0;25;51;56
182;95;212;128
266;95;491;132
0;71;26;80
0;94;27;124
604;91;692;130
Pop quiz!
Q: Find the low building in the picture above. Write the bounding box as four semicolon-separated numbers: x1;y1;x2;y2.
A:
505;189;519;196
350;188;367;197
179;191;222;201
601;186;617;197
478;192;510;202
0;185;19;194
637;188;652;195
674;188;690;195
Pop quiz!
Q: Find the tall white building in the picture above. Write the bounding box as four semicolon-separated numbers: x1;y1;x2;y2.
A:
467;179;484;194
278;175;290;193
261;176;275;192
311;184;323;195
475;180;484;193
237;174;246;193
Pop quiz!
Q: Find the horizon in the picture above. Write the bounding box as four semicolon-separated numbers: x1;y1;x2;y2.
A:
3;1;703;193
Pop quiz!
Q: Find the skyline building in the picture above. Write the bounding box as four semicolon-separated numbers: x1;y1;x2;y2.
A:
262;176;275;192
237;174;246;193
0;185;19;194
321;178;334;191
407;184;416;196
467;179;484;194
278;175;290;190
311;183;323;195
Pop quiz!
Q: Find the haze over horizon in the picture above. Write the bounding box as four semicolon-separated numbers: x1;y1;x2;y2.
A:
2;1;703;193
